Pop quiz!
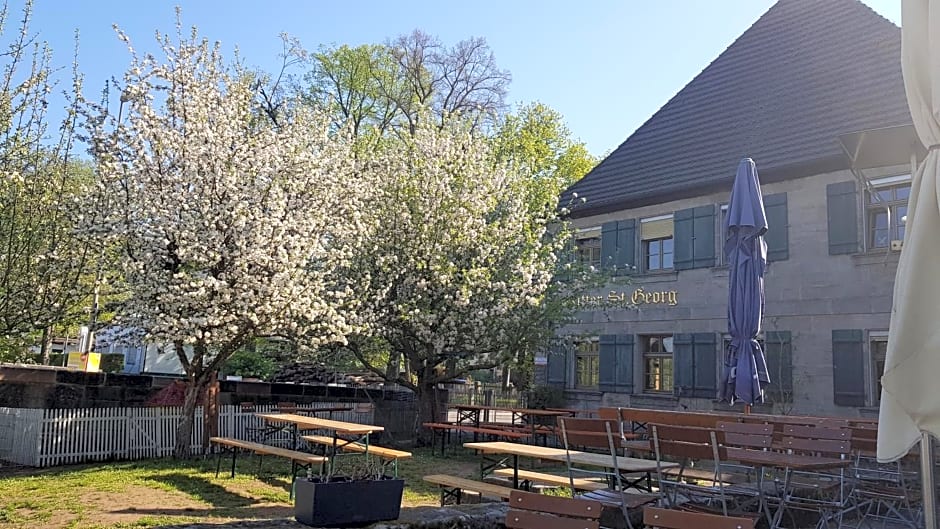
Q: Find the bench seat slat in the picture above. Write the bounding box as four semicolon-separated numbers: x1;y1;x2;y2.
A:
301;435;412;460
209;436;326;464
423;474;514;499
491;468;607;491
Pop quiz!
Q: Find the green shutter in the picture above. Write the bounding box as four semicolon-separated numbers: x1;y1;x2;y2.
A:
546;344;567;387
764;193;789;261
832;329;865;406
674;206;715;270
600;334;634;393
674;209;694;270
673;333;694;396
692;333;718;398
674;333;717;398
601;221;618;271
599;335;617;392
616;219;637;273
692;206;716;268
615;334;635;393
600;220;636;274
764;331;793;400
827;181;859;255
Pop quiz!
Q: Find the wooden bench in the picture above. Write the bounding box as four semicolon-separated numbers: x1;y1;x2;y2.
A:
643;506;756;529
423;422;531;455
491;468;608;491
209;437;327;498
423;474;514;506
301;434;412;476
506;489;602;529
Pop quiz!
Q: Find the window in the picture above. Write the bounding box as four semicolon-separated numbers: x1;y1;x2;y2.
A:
642;335;674;392
575;227;601;268
575;338;599;389
641;215;674;271
869;332;888;405
866;176;910;250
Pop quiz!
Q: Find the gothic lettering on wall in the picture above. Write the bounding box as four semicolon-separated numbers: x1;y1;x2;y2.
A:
574;288;678;309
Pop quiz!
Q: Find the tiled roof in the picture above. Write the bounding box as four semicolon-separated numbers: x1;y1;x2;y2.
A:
564;0;912;218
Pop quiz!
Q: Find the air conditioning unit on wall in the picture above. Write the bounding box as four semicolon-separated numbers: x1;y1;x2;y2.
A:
891;239;903;251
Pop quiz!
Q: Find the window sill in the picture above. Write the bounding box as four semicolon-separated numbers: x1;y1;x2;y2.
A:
632;270;678;284
566;388;603;396
851;250;900;267
633;392;675;400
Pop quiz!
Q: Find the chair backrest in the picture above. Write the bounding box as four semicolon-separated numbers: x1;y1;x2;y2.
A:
651;423;725;461
559;418;621;451
277;401;297;413
849;425;877;457
715;421;773;450
354;402;375;413
643;506;755;529
506;490;602;529
558;417;622;490
781;424;852;457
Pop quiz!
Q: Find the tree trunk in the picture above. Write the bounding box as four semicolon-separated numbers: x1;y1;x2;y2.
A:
39;326;52;365
175;374;209;458
203;371;220;451
414;381;441;445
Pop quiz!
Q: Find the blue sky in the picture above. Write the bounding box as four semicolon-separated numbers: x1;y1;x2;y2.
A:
22;0;900;157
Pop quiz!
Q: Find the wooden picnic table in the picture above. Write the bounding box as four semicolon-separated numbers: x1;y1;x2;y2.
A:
463;440;672;489
452;404;572;442
293;405;355;418
723;447;852;529
255;412;383;472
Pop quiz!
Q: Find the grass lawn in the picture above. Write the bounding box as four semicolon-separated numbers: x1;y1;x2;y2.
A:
0;447;482;529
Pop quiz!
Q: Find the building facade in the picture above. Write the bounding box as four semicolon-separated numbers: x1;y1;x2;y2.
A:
544;0;920;418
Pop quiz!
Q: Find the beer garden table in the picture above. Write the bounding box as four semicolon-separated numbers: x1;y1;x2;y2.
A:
255;412;383;473
463;440;674;490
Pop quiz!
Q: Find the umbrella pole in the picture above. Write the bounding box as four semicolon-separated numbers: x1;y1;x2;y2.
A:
921;432;937;528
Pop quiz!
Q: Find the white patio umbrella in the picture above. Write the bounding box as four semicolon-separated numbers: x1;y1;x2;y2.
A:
878;0;940;526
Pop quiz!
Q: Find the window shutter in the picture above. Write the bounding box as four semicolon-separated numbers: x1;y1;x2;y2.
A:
827;181;859;255
674;333;717;398
616;220;636;273
674;209;694;270
601;220;636;274
674;206;715;270
673;333;694;396
615;334;635;393
546;344;567;387
764;193;789;261
764;331;793;399
692;333;718;398
600;334;634;393
599;335;617;392
832;329;865;406
692;206;716;268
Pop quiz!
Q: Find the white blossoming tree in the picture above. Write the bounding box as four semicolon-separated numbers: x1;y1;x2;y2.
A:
338;118;575;433
87;21;366;457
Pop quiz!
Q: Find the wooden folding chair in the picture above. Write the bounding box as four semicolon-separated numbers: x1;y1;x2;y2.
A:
506;490;602;529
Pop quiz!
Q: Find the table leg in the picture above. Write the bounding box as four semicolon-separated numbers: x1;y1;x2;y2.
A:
513;454;519;489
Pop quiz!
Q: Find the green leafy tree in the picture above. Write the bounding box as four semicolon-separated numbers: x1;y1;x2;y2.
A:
331;117;590;437
493;102;597;211
0;1;100;359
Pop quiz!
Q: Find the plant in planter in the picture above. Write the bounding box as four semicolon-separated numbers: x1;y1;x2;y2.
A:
294;457;405;527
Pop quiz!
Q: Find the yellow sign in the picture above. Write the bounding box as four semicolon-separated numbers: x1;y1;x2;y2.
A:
67;352;101;372
575;288;678;309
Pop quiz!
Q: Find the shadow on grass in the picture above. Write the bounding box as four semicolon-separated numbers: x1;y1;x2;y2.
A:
109;505;293;520
144;472;255;508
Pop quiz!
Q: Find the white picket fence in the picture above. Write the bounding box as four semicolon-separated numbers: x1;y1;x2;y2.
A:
0;403;375;468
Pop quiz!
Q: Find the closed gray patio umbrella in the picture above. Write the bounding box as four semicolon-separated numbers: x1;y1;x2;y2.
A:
719;158;770;411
